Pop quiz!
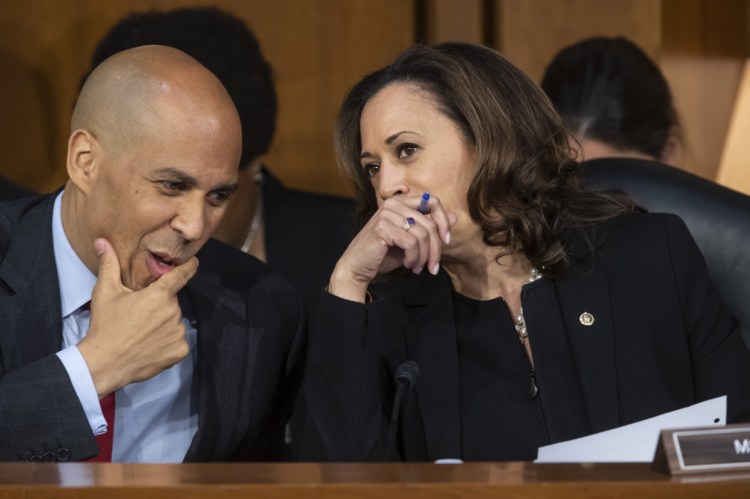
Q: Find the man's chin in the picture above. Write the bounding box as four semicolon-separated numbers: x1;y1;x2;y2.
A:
121;273;156;291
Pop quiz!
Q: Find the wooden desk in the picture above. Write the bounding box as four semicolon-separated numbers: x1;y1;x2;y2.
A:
1;462;749;498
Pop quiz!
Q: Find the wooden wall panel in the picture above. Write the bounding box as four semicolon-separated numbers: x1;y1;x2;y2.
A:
717;60;750;194
423;0;484;44
0;0;414;196
495;0;661;82
248;0;414;195
660;56;745;179
661;0;749;180
0;0;82;192
2;0;749;195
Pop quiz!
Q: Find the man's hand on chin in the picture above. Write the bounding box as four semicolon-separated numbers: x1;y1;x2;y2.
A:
77;238;198;398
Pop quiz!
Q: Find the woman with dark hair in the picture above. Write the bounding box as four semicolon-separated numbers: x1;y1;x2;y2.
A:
540;36;681;164
300;42;750;462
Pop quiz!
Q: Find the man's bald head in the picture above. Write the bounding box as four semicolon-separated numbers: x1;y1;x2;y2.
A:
63;45;243;290
72;45;241;159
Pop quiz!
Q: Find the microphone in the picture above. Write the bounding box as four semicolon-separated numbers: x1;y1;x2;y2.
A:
384;360;420;461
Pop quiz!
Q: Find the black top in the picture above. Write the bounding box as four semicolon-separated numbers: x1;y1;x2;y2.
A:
453;292;548;460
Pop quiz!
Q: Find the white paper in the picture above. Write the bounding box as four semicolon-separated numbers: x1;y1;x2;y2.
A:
535;395;727;463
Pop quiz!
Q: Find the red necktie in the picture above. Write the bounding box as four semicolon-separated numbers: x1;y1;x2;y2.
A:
80;301;115;462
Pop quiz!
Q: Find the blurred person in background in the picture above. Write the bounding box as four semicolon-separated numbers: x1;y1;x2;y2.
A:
541;36;681;165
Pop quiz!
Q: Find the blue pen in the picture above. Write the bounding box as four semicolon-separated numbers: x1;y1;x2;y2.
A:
418;191;430;214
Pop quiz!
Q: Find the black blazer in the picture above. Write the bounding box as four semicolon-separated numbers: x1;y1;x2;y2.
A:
582;157;750;343
300;213;750;461
0;194;306;462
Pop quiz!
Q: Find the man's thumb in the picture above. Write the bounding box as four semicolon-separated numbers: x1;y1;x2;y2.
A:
94;238;121;283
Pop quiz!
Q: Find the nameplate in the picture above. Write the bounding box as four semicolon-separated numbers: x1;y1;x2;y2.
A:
653;423;750;475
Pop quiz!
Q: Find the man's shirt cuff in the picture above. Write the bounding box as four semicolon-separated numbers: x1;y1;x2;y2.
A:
56;346;108;435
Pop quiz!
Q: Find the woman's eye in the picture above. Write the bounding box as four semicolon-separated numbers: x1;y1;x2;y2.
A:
396;143;419;158
363;163;380;178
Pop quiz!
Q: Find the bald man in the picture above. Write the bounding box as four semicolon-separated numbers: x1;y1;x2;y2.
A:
0;46;306;462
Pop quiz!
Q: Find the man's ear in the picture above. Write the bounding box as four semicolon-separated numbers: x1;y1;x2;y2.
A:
66;129;98;194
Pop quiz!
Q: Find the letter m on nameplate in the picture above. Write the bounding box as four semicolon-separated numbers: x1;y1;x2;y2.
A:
672;426;750;473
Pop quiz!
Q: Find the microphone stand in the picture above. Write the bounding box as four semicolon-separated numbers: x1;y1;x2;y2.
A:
384;360;419;461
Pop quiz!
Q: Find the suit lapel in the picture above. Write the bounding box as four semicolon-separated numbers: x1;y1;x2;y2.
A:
0;195;63;370
183;269;252;461
402;276;462;461
553;269;620;433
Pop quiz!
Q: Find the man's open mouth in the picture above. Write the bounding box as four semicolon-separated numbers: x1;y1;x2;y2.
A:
146;251;179;278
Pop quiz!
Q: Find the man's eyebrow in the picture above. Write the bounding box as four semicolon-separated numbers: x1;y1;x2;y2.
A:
360;130;418;159
213;182;239;194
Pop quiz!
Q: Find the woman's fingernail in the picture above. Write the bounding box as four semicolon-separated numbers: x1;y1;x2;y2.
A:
431;263;440;275
445;231;451;244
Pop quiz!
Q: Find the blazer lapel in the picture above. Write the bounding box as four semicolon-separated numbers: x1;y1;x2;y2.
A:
554;269;620;433
402;275;462;461
0;195;63;370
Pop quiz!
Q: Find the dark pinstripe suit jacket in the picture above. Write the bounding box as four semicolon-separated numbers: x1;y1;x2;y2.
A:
0;194;306;462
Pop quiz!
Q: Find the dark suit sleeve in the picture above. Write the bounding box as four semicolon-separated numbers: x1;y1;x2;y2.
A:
0;195;98;461
665;215;750;422
299;291;391;461
0;355;98;461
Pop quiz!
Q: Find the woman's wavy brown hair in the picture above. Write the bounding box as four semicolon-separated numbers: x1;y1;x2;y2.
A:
334;42;642;279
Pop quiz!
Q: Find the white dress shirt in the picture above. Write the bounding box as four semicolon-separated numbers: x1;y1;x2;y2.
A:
52;191;198;462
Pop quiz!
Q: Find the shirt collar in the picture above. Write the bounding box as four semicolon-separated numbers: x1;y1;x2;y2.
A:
52;191;97;318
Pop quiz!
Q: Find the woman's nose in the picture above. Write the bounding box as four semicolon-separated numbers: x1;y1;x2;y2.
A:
376;162;409;201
